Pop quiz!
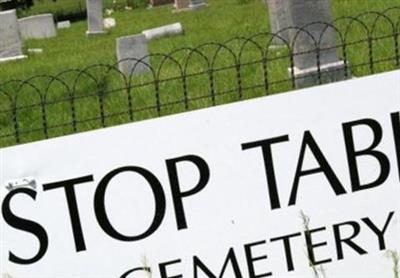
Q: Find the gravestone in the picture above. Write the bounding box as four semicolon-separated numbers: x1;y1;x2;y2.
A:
174;0;189;10
116;34;150;75
18;14;57;39
286;0;347;88
265;0;290;45
0;9;26;63
174;0;205;11
57;20;71;29
189;0;206;10
86;0;106;35
142;23;183;40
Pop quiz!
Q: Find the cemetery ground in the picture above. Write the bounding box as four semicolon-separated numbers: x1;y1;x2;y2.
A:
0;0;399;148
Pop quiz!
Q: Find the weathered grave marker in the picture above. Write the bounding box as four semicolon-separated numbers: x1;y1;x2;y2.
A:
174;0;205;12
286;0;347;88
116;34;150;75
86;0;106;35
142;22;183;40
189;0;207;10
265;0;290;45
57;20;71;29
174;0;190;10
0;9;26;63
18;14;57;40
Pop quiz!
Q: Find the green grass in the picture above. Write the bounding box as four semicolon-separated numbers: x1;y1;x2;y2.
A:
2;0;398;80
0;0;399;147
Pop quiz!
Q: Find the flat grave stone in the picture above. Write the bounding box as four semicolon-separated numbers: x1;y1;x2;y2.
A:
189;0;207;10
142;22;183;40
57;20;71;29
174;0;205;12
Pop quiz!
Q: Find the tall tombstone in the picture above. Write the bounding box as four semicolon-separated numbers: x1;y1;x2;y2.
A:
86;0;106;35
286;0;348;88
265;0;290;45
0;9;26;62
116;34;150;76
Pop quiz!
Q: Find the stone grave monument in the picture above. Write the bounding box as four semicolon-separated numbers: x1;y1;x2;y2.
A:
57;20;71;29
174;0;190;10
188;0;206;10
0;9;26;63
174;0;206;11
86;0;106;35
286;0;348;88
142;23;183;40
116;34;150;75
265;0;290;45
18;14;57;39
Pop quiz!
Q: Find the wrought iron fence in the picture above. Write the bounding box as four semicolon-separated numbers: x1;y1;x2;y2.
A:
0;7;399;147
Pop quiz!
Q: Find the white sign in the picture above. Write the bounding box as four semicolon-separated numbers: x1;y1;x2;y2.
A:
1;71;400;278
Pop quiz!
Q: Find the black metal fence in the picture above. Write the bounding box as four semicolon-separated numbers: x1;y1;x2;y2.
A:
1;7;399;147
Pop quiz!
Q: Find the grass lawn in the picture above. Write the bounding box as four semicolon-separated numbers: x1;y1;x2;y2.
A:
1;0;399;80
0;0;399;147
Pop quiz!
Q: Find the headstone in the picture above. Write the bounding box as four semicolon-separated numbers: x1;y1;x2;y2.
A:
286;0;348;88
57;20;71;29
103;17;116;29
18;14;57;40
0;9;26;63
189;0;207;10
142;23;183;40
116;34;150;75
86;0;106;35
174;0;205;12
174;0;190;10
265;0;290;45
